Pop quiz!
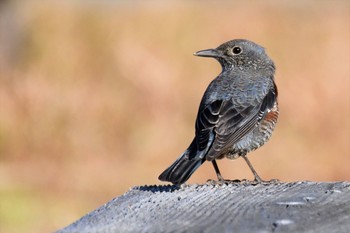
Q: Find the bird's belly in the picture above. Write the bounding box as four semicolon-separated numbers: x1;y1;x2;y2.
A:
226;104;279;160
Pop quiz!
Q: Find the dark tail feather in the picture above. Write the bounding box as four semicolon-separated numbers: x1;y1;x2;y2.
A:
158;153;204;185
159;139;205;185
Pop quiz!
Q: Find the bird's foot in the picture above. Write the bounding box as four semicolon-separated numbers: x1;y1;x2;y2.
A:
250;178;281;185
265;178;281;184
206;178;280;186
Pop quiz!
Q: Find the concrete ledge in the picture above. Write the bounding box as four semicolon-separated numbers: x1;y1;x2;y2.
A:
57;181;350;233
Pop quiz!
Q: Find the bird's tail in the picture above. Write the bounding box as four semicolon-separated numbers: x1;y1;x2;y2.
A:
158;139;205;185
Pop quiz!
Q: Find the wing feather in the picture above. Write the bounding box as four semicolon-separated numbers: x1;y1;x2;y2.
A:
194;83;277;161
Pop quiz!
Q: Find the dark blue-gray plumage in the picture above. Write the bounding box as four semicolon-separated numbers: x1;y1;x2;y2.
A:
159;39;279;185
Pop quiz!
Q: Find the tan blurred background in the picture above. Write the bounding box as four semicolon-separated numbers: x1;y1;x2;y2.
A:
0;1;349;232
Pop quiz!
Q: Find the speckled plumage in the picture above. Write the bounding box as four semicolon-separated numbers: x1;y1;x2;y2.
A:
159;39;279;185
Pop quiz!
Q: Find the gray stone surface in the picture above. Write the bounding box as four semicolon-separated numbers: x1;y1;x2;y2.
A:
57;181;350;233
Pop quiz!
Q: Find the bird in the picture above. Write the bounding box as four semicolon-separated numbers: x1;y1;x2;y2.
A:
158;39;279;185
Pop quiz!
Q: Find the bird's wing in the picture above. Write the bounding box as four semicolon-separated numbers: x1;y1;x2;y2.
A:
195;85;277;161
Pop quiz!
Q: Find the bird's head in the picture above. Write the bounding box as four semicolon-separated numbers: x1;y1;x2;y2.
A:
194;39;274;73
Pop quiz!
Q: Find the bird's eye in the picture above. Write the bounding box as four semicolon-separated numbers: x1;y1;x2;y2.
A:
232;46;242;55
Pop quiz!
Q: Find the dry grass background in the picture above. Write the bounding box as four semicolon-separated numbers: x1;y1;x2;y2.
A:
0;1;349;232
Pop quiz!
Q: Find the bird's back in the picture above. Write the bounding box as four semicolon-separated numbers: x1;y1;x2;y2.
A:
196;70;277;161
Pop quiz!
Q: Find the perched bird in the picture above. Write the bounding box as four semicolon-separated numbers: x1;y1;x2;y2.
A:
159;39;279;185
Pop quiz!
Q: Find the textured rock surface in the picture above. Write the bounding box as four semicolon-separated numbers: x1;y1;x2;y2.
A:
57;181;350;233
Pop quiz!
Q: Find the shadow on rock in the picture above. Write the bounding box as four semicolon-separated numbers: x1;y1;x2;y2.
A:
133;184;180;193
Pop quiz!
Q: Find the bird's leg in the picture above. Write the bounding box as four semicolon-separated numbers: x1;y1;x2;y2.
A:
241;153;263;183
212;160;224;181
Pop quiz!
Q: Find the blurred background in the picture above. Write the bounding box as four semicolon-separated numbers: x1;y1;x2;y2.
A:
0;0;349;232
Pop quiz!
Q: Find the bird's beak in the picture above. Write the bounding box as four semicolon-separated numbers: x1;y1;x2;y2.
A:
194;49;222;58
